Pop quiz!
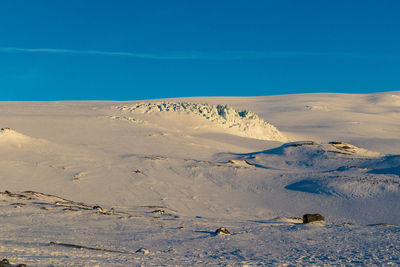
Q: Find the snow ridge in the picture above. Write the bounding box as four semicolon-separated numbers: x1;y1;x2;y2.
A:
0;127;32;144
219;141;398;198
116;102;288;141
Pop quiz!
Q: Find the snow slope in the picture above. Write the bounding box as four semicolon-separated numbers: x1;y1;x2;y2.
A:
0;92;399;265
0;128;34;145
115;102;288;141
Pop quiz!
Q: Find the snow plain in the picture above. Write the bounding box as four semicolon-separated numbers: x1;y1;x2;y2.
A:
0;92;400;266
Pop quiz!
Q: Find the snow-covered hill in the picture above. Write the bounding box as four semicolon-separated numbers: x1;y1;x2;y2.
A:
0;92;399;265
219;141;398;198
115;102;288;141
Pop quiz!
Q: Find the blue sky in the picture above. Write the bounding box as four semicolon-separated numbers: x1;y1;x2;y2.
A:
0;1;399;100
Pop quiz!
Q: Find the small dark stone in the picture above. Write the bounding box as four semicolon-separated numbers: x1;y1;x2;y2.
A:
136;248;150;254
152;209;166;214
215;227;231;235
286;141;316;147
93;205;103;212
303;214;325;224
329;141;343;145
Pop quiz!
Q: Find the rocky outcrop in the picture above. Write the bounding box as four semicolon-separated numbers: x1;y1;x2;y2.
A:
303;214;325;224
115;102;288;141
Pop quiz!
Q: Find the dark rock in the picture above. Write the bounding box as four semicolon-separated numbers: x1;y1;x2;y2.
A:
215;227;231;235
152;209;166;214
328;141;343;145
136;248;150;254
93;205;104;212
0;259;27;267
286;141;316;147
303;214;325;224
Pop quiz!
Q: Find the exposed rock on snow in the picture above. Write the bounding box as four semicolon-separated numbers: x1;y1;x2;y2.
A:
215;227;231;235
227;159;254;167
0;258;26;267
305;104;330;111
277;141;380;158
109;115;144;124
136;248;150;254
328;141;380;156
92;205;104;212
0;190;134;218
303;214;325;224
115;102;288;141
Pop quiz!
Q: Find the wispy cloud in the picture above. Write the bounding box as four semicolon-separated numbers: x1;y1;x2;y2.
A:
0;47;366;60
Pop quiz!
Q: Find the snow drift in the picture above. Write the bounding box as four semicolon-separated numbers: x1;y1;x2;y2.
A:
0;127;33;145
219;141;399;198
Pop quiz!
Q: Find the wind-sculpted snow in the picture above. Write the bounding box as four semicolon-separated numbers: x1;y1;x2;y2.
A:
1;189;400;266
219;141;399;198
115;102;288;141
1;94;400;265
0;127;33;144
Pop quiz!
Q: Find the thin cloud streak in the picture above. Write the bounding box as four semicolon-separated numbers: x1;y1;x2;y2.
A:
0;47;369;60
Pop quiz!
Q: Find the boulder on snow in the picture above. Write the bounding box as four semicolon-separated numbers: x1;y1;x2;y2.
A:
303;214;325;224
215;227;231;235
93;205;104;212
0;258;26;267
136;248;150;254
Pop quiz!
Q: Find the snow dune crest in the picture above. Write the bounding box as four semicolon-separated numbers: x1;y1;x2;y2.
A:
219;141;398;198
115;102;288;142
0;127;33;145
